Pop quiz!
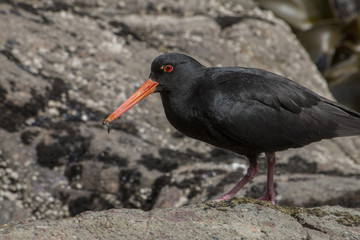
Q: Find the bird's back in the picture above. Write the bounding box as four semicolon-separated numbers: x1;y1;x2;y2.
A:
199;67;360;154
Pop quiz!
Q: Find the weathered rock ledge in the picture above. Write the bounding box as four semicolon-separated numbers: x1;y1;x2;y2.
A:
1;198;359;240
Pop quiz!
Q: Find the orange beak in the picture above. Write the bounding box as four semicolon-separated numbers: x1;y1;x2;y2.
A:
103;79;159;129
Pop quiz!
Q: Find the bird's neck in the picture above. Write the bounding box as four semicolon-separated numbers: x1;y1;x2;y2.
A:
159;90;203;135
160;91;194;115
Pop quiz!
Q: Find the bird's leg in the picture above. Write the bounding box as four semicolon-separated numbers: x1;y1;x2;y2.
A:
214;159;259;202
257;152;276;204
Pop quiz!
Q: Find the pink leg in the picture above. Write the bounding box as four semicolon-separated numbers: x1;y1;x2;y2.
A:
215;160;259;202
257;152;276;204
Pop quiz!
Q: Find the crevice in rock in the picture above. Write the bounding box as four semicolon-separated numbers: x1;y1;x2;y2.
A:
0;49;31;73
118;169;142;208
138;148;202;173
215;15;275;30
3;0;52;24
145;175;171;211
301;222;327;234
109;21;142;42
68;193;115;216
304;190;360;208
0;86;46;132
276;155;318;174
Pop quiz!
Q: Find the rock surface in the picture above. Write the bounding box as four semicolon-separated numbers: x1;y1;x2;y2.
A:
1;198;360;240
0;0;360;236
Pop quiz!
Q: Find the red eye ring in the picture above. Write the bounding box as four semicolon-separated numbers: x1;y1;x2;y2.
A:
163;65;174;73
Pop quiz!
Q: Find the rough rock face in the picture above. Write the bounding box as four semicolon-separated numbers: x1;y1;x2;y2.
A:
1;199;360;240
1;0;360;232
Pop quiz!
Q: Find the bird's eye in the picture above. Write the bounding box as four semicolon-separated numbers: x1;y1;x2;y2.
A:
163;65;174;73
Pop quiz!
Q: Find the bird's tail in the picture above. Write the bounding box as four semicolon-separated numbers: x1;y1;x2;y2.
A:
322;98;360;137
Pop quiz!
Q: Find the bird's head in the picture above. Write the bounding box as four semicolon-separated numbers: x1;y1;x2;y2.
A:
149;53;205;93
103;53;204;126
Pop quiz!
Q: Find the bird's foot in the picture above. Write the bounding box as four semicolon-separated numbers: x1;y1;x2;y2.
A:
256;194;275;205
213;194;233;202
213;160;259;202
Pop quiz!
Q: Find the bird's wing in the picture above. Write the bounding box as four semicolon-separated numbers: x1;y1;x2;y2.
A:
210;68;320;113
203;68;359;153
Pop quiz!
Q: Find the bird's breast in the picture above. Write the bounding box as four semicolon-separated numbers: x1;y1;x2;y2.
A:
160;93;212;141
159;92;264;156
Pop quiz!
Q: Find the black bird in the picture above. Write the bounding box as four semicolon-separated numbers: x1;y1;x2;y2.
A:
104;53;360;204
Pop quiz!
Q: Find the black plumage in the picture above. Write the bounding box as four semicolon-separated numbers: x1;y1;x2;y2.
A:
105;53;360;203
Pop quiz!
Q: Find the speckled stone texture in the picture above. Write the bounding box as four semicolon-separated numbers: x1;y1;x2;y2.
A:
1;199;360;240
1;0;360;235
